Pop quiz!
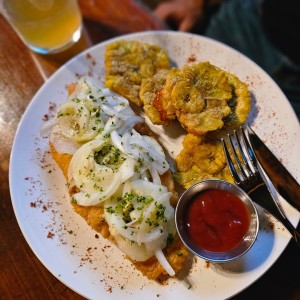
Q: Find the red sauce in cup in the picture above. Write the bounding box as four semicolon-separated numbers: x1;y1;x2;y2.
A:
185;189;250;252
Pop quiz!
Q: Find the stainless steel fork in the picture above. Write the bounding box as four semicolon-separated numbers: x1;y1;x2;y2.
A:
221;127;300;248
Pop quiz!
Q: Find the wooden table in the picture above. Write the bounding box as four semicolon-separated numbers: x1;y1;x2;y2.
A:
0;1;299;299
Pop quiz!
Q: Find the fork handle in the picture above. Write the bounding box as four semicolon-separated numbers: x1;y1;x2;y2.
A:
249;186;300;249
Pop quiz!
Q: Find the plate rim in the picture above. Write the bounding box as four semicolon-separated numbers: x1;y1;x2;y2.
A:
9;30;300;300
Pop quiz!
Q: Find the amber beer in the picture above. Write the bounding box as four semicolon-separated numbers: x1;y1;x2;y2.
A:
1;0;82;54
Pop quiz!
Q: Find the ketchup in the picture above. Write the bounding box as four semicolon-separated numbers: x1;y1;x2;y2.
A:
185;189;250;252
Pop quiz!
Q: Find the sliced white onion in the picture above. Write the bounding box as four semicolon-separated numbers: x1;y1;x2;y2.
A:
48;76;141;152
113;233;152;261
40;118;56;138
50;125;80;154
130;180;168;197
104;179;176;271
72;157;136;206
110;131;125;152
148;166;161;185
117;116;143;135
154;248;175;276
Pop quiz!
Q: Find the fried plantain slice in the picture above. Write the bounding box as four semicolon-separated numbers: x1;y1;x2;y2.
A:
159;62;233;134
105;40;171;107
139;69;172;125
223;72;252;128
174;133;234;189
154;62;251;135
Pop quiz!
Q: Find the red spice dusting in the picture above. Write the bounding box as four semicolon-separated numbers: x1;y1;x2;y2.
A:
187;54;197;63
100;279;113;293
29;199;44;209
85;52;96;66
42;102;57;121
47;232;55;239
48;102;56;111
43;114;49;121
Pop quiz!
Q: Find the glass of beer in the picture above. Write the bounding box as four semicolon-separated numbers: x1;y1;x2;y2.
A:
1;0;82;54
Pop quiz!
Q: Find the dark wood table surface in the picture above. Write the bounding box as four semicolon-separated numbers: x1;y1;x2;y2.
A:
1;1;299;299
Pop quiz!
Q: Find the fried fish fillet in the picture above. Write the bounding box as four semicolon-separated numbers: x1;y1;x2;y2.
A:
105;40;171;107
50;123;188;282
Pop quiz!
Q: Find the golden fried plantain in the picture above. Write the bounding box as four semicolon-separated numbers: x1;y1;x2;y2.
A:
223;72;252;128
105;40;170;107
153;62;251;135
174;133;234;188
139;69;172;125
158;62;233;134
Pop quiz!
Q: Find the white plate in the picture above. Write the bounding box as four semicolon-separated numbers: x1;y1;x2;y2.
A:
9;31;300;300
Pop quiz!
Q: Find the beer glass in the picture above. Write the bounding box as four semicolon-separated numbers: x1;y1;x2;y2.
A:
1;0;82;54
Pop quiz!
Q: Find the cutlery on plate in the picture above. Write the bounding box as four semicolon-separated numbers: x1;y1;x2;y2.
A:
247;126;300;212
221;127;300;248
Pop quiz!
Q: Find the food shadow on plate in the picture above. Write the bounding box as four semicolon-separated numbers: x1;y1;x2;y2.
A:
209;207;275;275
175;250;196;286
246;92;259;126
173;207;276;279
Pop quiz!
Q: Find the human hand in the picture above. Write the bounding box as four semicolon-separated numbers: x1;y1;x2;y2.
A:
154;0;205;32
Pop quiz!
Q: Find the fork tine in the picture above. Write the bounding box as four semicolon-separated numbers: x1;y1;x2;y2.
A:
241;126;259;172
234;128;256;177
221;127;258;188
222;128;300;247
228;131;248;178
221;137;241;184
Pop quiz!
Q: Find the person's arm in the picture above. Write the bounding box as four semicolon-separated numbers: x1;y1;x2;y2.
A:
154;0;206;31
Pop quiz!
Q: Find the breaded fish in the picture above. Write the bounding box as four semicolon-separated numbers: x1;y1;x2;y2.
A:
49;124;188;282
